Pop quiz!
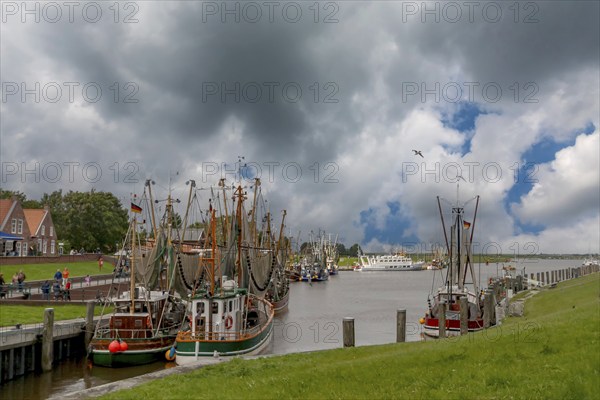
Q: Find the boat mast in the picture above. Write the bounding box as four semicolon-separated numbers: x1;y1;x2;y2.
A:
130;215;136;315
251;178;261;247
219;178;229;245
234;185;246;288
145;179;158;240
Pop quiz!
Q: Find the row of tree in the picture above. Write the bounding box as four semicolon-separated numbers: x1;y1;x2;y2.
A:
1;189;128;253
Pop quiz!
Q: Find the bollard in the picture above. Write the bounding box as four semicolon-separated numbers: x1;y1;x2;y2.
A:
438;303;446;338
546;271;550;284
459;297;468;335
85;300;96;348
396;309;406;343
537;272;541;283
42;308;54;372
483;291;493;328
343;317;355;347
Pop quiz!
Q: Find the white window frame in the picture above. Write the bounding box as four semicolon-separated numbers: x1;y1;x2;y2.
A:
17;219;23;234
51;240;55;255
16;242;21;256
23;242;27;256
41;225;46;236
43;240;47;254
50;226;54;237
11;218;17;233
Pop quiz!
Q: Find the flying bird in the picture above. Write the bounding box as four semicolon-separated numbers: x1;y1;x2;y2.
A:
412;150;424;158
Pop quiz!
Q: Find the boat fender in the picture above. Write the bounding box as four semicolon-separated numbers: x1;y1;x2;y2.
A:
225;315;233;330
108;340;121;353
120;341;128;352
165;346;176;361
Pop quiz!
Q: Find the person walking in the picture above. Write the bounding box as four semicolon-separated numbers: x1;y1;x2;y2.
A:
62;267;69;286
98;256;104;272
64;279;72;301
54;269;62;282
53;280;62;300
84;274;91;286
17;270;26;292
41;281;51;300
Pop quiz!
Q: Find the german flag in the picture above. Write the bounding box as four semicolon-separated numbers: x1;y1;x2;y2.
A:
131;203;142;214
463;220;471;229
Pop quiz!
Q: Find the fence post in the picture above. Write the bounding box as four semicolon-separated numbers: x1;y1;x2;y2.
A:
343;317;355;347
396;309;406;343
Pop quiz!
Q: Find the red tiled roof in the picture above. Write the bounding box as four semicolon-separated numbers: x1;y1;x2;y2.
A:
23;209;47;235
0;199;14;228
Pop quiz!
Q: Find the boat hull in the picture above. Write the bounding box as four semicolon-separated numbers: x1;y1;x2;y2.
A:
174;320;274;364
89;336;175;367
272;292;289;314
360;262;424;271
422;317;484;337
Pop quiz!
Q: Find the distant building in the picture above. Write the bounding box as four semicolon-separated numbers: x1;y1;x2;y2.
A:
0;197;58;256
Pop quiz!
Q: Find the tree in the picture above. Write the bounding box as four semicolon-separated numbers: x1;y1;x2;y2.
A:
61;190;128;252
348;243;361;256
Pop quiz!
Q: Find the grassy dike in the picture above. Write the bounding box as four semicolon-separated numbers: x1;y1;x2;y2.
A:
0;304;112;326
102;274;599;400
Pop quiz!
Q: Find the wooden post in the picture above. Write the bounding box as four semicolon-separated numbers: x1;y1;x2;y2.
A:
483;291;492;328
517;275;523;292
85;300;95;348
42;308;54;372
537;272;541;283
546;271;550;284
459;297;468;335
396;309;406;343
343;317;355;347
438;303;446;338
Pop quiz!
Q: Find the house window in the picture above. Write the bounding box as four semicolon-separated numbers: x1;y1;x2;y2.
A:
43;240;47;254
50;226;54;237
37;239;42;253
17;219;23;234
11;219;16;233
22;242;28;256
16;242;21;256
51;240;55;255
41;225;46;236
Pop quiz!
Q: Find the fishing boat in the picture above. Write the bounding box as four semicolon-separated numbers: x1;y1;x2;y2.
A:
359;252;424;271
266;210;290;314
174;185;274;363
88;188;186;367
421;187;487;337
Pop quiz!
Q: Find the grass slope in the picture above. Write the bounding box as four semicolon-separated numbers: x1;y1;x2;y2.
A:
0;261;107;281
103;274;599;400
0;304;112;327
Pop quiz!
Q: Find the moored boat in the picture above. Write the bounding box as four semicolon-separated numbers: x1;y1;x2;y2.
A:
174;185;275;363
359;253;424;271
422;188;488;337
89;189;186;366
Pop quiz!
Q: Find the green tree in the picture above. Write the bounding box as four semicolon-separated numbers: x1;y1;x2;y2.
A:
61;190;128;252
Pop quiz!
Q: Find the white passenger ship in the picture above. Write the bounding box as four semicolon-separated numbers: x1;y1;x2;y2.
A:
358;253;424;271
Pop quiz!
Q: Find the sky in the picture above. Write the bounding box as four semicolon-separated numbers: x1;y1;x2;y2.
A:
1;1;599;254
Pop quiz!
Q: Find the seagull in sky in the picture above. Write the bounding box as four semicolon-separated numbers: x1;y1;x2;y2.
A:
412;149;424;158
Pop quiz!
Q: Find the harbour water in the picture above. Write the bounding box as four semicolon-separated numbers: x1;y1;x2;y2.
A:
2;259;582;399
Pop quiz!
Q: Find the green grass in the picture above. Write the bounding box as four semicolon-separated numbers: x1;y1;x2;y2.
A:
0;261;108;281
0;304;113;327
102;274;600;400
337;257;358;267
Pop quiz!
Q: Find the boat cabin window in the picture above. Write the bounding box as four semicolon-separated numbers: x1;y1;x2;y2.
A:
229;300;233;312
135;319;143;328
196;302;205;315
212;301;219;315
114;319;122;328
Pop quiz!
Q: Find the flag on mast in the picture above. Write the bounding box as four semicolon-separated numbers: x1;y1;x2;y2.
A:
463;220;471;229
131;203;142;214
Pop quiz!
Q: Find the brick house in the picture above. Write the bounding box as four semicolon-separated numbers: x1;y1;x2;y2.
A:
0;198;58;256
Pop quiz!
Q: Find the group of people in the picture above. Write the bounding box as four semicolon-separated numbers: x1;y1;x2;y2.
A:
0;270;27;298
39;267;89;301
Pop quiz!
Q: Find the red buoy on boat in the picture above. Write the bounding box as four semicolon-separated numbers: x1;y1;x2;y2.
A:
108;340;120;353
120;341;129;351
